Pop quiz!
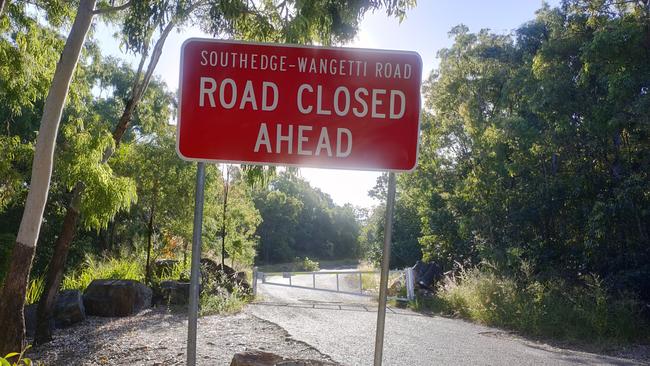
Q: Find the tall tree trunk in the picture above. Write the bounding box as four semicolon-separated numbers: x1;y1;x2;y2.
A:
0;0;95;355
0;0;7;16
33;18;176;345
34;187;81;344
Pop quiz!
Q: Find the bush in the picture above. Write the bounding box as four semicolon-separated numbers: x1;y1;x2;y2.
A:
62;255;144;291
294;257;320;272
155;260;190;282
428;268;648;344
199;286;249;316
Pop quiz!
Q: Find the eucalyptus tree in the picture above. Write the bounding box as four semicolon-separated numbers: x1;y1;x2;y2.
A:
31;0;416;345
0;0;135;354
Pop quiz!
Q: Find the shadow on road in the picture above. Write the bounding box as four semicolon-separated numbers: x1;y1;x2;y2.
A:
252;300;424;317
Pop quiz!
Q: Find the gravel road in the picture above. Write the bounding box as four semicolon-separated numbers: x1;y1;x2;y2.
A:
31;307;334;365
249;272;649;366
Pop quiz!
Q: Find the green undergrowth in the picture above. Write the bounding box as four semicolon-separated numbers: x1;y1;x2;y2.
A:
199;286;251;316
154;260;190;283
25;275;45;305
411;267;649;345
61;255;144;291
24;254;253;316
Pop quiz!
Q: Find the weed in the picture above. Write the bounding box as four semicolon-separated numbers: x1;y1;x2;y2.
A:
61;255;144;291
199;286;250;316
25;275;45;305
417;268;649;344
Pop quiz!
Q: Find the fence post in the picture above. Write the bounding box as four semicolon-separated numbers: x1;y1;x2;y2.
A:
359;272;363;293
406;267;415;301
336;273;339;292
252;266;258;297
312;272;316;288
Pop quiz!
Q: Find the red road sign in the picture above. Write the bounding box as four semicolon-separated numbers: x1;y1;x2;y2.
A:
176;38;422;171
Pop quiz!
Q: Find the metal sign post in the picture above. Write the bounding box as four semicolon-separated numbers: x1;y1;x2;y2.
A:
187;162;206;366
176;38;422;366
373;172;397;366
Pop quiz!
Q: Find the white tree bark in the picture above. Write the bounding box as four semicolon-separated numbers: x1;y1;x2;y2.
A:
15;0;96;248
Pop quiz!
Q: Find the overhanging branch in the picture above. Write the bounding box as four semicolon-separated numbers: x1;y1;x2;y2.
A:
93;0;132;15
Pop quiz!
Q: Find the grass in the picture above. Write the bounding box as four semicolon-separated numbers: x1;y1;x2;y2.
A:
155;260;190;282
61;255;144;291
356;262;406;294
199;287;250;316
25;275;45;305
412;267;649;345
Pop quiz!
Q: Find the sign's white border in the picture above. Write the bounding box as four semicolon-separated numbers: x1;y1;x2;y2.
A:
175;37;423;172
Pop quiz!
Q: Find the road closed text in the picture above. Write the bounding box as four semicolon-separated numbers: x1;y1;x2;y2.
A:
197;77;406;157
177;39;422;171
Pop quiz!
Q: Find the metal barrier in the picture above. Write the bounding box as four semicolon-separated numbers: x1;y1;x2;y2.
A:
254;268;416;300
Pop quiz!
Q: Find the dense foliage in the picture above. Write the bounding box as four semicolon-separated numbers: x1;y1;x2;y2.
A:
254;172;362;264
386;0;649;304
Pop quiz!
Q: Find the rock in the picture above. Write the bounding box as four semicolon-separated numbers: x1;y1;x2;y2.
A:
229;350;337;366
83;279;152;317
200;258;250;294
24;304;38;338
235;271;251;291
412;260;442;288
24;291;84;337
154;259;179;277
54;289;85;327
159;280;190;305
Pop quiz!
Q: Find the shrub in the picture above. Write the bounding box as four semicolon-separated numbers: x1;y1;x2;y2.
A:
155;260;190;282
429;268;648;344
62;255;144;291
294;257;319;272
199;286;249;316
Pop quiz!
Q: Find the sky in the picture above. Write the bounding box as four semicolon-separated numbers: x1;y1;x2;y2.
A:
97;0;558;208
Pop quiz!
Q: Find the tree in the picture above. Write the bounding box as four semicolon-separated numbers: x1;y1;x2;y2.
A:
31;0;416;344
402;0;650;302
362;174;422;268
253;173;363;264
255;189;302;263
0;0;136;354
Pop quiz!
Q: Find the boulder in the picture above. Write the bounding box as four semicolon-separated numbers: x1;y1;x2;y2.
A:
235;271;251;291
200;258;250;294
154;259;179;277
83;279;152;317
24;290;85;337
24;304;38;338
159;280;190;305
229;350;337;366
54;289;85;327
412;260;442;289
